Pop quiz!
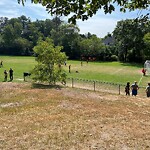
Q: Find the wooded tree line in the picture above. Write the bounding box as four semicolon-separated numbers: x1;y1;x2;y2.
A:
0;15;150;62
114;14;150;62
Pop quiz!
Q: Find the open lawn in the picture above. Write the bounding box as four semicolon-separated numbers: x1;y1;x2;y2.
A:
0;56;36;82
65;60;149;87
0;83;150;149
0;56;149;87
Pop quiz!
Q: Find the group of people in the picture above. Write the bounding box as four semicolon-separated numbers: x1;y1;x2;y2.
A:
4;68;14;82
125;81;150;97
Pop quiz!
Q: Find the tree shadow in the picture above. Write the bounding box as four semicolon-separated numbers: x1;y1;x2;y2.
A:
31;83;64;89
120;62;143;68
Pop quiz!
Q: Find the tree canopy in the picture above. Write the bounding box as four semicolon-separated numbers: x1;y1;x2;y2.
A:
32;38;67;85
113;16;150;62
18;0;150;23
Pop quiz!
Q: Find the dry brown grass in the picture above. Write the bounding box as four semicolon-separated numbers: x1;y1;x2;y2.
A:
0;82;150;149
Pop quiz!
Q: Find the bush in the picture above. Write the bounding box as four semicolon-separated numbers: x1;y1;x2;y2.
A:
110;55;118;61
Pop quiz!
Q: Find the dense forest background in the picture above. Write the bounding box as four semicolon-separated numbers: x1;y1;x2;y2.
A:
0;15;150;62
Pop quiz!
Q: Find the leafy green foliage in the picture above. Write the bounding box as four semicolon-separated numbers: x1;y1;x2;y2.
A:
79;35;106;60
113;17;150;62
32;38;67;84
144;32;150;46
13;37;32;55
0;16;82;58
18;0;150;23
143;32;150;59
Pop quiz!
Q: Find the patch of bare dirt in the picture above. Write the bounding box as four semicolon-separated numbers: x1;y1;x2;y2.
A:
0;82;150;150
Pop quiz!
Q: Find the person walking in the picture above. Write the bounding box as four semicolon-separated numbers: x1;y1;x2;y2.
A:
9;68;13;81
125;82;130;96
131;81;139;96
145;83;150;97
4;70;8;81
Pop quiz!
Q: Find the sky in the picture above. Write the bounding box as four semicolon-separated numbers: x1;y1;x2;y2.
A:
0;0;149;38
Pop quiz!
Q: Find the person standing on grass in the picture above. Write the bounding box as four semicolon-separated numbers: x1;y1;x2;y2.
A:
9;68;13;81
142;68;146;76
0;61;3;67
4;70;8;81
131;81;139;96
69;65;71;73
145;83;150;97
125;82;130;96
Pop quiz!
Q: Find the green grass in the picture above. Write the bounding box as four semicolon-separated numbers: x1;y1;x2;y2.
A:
0;56;149;87
65;60;148;86
0;56;36;82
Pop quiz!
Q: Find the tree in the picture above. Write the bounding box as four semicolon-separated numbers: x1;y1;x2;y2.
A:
0;34;4;54
32;38;67;85
143;32;150;59
59;24;81;59
144;32;150;46
43;19;54;37
0;17;9;33
113;17;150;62
79;35;106;60
13;37;32;55
27;23;43;46
18;15;30;29
2;24;15;46
18;0;150;23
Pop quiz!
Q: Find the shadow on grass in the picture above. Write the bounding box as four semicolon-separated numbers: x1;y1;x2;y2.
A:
120;62;143;68
31;83;64;89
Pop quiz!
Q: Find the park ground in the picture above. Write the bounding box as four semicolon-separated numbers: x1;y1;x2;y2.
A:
0;82;150;149
0;56;147;86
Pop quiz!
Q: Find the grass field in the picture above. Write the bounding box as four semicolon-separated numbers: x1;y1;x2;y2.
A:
0;56;36;82
0;56;149;87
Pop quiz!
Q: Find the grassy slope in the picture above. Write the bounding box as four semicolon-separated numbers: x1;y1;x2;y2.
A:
0;83;150;149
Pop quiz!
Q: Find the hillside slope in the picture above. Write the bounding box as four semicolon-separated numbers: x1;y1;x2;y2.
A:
0;82;150;149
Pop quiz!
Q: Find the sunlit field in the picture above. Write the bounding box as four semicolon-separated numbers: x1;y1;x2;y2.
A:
65;60;148;87
0;56;149;87
0;56;36;82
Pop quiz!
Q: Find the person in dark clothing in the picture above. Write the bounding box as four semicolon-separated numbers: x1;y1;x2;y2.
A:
69;65;71;73
131;81;139;96
146;83;150;97
9;68;13;81
4;70;7;81
0;61;3;67
125;82;130;96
